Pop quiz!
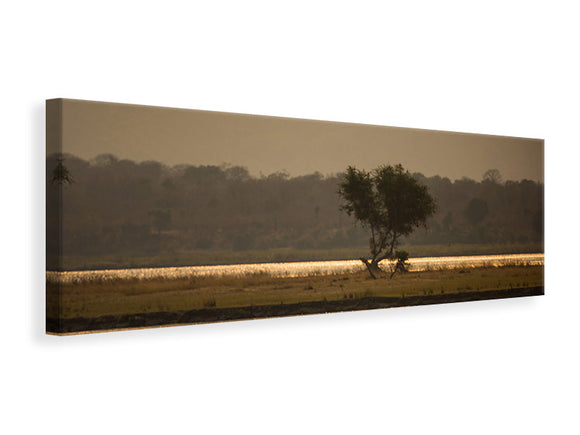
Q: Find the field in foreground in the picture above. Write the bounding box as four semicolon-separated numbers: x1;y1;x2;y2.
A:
47;264;543;334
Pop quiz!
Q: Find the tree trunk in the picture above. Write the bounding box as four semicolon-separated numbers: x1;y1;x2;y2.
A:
360;258;381;279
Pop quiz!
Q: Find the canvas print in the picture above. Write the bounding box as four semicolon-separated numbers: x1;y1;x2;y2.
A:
46;99;544;335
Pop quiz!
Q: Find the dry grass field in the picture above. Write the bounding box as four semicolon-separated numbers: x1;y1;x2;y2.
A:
47;264;543;322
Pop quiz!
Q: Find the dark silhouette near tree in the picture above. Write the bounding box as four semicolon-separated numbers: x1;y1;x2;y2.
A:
338;164;436;279
390;250;410;278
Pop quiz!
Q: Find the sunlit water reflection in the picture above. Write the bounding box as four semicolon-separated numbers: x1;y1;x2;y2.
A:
47;253;544;284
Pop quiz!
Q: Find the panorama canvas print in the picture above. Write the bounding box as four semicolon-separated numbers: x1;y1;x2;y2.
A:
46;99;544;335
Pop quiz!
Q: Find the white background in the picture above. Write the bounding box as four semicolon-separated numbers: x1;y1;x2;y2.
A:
2;1;578;434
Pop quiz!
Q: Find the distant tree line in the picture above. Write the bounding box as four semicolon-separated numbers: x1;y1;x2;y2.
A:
46;153;543;259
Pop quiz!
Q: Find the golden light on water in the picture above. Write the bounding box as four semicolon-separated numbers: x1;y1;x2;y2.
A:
47;253;544;285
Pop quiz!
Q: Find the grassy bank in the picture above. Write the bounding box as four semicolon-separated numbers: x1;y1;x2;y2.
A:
48;286;544;334
58;242;544;271
47;264;543;322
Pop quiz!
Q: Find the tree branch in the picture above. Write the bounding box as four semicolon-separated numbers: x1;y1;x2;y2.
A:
370;225;378;259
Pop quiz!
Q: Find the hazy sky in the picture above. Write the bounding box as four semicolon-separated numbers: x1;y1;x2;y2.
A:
57;99;544;182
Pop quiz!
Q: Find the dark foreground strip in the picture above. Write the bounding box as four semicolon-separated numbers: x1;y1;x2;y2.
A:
47;286;543;335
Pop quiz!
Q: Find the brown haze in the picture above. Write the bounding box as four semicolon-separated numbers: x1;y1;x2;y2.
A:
57;99;544;182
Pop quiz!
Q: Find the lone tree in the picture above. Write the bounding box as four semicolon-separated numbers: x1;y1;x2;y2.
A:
338;164;436;279
482;168;502;184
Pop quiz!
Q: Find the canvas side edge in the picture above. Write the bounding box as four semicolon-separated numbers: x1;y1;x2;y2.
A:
46;99;63;333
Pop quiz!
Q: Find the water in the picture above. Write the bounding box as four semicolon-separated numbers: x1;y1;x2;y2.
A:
47;253;544;284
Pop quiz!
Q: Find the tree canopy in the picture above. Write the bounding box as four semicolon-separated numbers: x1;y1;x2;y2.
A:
483;168;502;184
338;164;436;278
